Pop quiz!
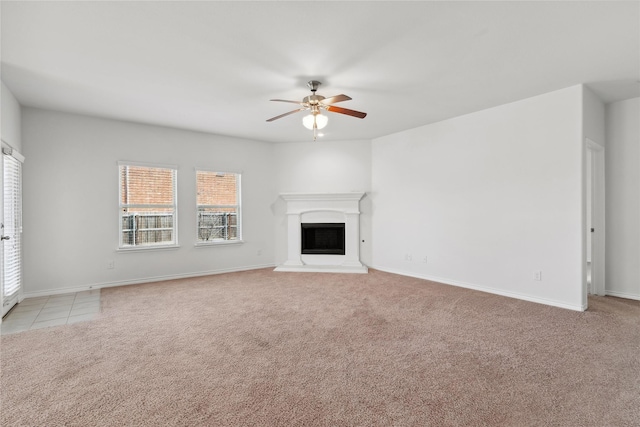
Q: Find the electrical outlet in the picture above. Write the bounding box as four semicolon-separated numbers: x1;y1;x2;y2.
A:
405;253;412;262
107;260;115;270
423;256;428;264
534;270;542;281
257;249;262;256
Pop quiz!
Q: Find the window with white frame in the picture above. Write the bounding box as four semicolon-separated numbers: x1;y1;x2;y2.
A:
196;171;241;243
119;163;177;249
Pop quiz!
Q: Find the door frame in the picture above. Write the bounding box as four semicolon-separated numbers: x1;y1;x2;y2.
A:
585;138;605;303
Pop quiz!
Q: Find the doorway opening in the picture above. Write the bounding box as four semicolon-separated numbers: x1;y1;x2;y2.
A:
585;138;605;306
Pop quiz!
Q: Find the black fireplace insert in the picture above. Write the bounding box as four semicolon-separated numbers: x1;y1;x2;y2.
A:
301;223;345;255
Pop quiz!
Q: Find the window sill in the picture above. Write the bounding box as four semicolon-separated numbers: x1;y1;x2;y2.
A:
117;244;181;253
195;240;244;248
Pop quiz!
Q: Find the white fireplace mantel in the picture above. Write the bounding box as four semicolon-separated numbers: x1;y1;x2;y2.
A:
275;192;368;274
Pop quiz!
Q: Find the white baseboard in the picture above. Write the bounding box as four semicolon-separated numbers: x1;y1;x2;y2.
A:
21;263;277;299
370;265;585;312
605;290;640;301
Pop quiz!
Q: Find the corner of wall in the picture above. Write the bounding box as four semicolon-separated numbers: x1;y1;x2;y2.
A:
582;85;606;147
1;80;23;152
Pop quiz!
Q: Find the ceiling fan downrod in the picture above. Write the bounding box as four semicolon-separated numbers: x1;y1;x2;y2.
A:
307;80;321;93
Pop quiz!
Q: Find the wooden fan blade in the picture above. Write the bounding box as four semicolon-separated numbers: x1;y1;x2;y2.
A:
270;99;305;105
266;108;306;122
321;94;352;105
325;105;367;119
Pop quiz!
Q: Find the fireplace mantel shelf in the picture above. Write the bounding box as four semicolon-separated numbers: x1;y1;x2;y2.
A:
279;192;365;202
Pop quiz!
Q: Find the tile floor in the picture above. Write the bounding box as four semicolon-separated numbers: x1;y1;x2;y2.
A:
1;290;101;335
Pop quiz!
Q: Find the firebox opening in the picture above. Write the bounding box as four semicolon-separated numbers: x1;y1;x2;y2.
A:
301;223;345;255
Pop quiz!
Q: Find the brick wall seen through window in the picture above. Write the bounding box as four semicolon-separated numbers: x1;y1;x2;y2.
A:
119;164;177;248
196;171;241;243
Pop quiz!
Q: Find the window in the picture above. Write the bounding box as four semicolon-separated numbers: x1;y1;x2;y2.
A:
196;171;241;244
119;163;177;249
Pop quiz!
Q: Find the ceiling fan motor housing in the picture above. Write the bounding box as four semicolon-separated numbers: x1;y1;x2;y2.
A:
303;94;325;105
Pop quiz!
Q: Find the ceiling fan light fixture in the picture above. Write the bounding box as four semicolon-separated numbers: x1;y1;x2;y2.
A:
315;113;328;129
267;80;366;141
302;113;328;130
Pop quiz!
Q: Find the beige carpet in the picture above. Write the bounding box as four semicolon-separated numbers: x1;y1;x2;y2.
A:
1;269;639;426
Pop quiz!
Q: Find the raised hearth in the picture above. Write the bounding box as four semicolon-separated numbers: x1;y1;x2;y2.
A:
275;192;368;274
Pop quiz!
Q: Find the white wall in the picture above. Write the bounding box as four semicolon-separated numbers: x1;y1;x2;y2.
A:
605;97;640;300
272;140;372;266
371;85;584;310
1;81;22;152
21;108;276;295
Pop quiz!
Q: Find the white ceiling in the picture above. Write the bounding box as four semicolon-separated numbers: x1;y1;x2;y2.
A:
2;1;639;143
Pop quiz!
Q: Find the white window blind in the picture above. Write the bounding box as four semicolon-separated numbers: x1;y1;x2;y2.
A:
119;163;177;248
3;153;22;311
196;171;241;243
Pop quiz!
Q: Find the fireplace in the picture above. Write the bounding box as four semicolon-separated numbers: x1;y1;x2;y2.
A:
275;192;367;273
301;223;345;255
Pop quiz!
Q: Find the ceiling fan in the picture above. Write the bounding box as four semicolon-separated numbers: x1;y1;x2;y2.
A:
266;80;367;140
